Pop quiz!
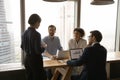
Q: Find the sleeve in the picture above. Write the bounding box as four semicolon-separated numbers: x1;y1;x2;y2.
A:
57;37;63;50
68;39;72;49
67;48;89;66
34;33;45;54
21;35;24;50
83;40;87;48
42;37;46;43
21;32;25;50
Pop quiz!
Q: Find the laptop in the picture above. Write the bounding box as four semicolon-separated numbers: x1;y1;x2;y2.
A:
56;50;70;60
69;48;83;60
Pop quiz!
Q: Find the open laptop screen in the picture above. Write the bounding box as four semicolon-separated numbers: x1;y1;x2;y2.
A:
70;48;83;60
56;50;69;60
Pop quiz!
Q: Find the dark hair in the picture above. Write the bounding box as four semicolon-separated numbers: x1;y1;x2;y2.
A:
48;25;56;30
28;14;41;26
90;30;102;42
74;28;85;37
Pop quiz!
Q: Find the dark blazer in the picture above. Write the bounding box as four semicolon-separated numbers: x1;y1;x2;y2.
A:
21;27;45;56
21;27;47;80
67;43;107;80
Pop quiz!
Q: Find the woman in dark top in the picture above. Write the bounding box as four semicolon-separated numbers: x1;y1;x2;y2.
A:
21;14;47;80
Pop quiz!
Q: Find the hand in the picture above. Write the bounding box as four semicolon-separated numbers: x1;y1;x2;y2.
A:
50;55;57;60
41;42;47;48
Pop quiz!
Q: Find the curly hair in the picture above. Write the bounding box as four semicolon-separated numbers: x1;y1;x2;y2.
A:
74;28;85;37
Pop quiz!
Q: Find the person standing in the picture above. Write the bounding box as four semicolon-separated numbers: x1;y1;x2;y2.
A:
67;30;107;80
21;14;47;80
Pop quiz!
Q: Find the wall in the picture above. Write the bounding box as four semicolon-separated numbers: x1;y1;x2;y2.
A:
111;62;120;79
0;69;26;80
0;64;120;80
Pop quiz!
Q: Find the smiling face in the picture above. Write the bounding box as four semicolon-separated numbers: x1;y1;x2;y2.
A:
48;27;56;36
74;31;81;40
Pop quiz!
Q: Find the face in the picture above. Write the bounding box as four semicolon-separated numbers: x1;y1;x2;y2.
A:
48;27;56;36
35;21;40;29
88;33;95;45
74;31;81;40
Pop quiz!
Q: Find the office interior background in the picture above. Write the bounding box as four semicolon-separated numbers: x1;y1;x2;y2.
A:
0;0;120;80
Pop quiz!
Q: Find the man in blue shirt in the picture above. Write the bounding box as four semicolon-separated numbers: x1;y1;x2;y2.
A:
43;25;63;59
43;25;63;80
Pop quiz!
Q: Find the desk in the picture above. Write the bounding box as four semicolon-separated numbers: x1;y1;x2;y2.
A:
107;52;120;80
107;52;120;63
44;52;120;80
44;59;72;80
44;60;67;68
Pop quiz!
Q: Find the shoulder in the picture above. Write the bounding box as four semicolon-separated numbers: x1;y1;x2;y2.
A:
32;31;40;40
34;31;40;37
80;38;87;43
54;36;60;40
84;46;92;51
43;36;49;40
22;30;27;36
69;39;74;42
54;36;59;38
99;44;107;52
36;31;40;35
87;43;107;52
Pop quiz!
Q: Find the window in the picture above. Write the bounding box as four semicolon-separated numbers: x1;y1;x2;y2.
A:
115;0;120;51
81;0;118;52
25;0;76;49
0;0;21;64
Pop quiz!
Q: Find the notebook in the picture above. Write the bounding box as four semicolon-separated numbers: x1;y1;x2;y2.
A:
56;50;69;60
70;48;83;60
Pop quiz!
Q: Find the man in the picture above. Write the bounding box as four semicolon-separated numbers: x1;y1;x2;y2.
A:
21;14;47;80
67;30;107;80
43;25;63;80
43;25;63;59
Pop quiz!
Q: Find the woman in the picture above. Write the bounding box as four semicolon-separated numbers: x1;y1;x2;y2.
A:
69;28;87;49
21;14;47;80
68;28;87;80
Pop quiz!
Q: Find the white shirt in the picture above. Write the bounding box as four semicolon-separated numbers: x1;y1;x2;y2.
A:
68;38;87;49
68;38;87;75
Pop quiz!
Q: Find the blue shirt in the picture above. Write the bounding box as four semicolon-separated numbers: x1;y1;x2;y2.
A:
43;36;63;55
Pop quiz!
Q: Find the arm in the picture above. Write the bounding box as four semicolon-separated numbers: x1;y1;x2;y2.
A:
44;52;57;59
68;40;71;49
67;48;89;66
34;33;45;54
83;40;87;48
68;39;72;49
21;35;24;50
57;37;63;51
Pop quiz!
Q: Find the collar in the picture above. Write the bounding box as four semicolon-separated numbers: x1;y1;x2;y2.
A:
48;36;54;40
28;26;35;30
91;42;99;46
